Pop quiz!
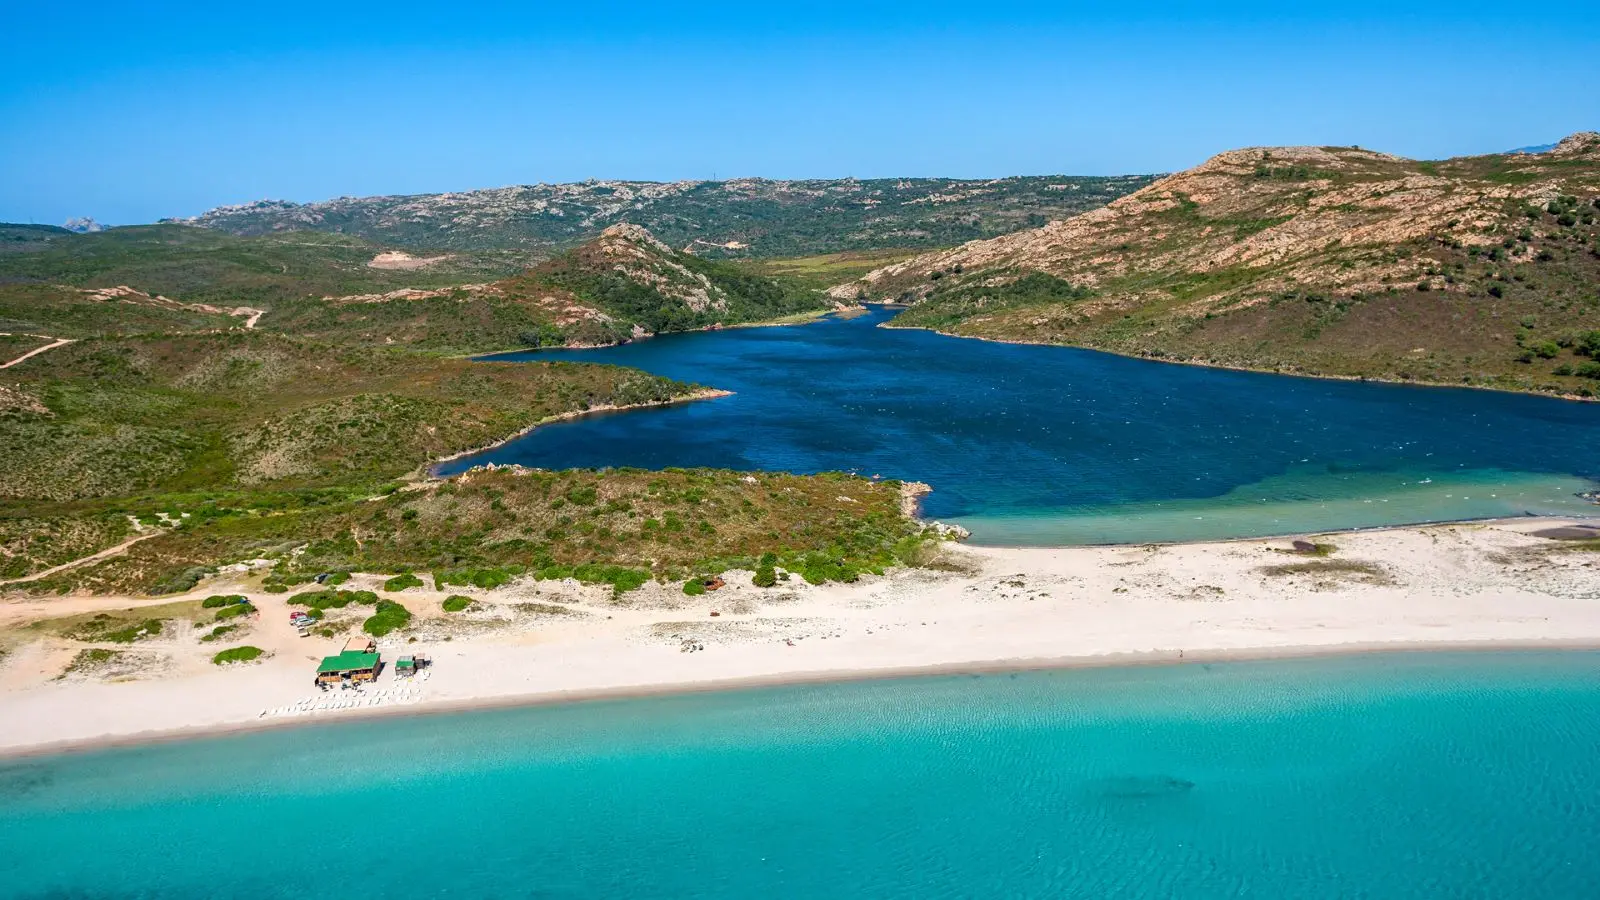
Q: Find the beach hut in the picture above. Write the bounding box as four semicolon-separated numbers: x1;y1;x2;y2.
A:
395;656;417;677
315;651;381;686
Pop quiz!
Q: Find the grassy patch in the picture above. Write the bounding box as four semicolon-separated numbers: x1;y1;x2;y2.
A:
211;645;264;665
441;595;474;613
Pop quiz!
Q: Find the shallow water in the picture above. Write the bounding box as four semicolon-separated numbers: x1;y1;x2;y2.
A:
4;652;1599;898
439;309;1600;544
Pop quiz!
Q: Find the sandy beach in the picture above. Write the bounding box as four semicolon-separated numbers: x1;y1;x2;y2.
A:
1;516;1596;758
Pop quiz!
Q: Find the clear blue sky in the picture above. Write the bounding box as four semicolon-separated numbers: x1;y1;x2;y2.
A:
3;1;1596;225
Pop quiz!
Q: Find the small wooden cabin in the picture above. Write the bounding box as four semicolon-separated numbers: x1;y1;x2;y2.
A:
316;651;381;685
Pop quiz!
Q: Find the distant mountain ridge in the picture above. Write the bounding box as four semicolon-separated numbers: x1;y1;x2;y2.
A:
837;132;1600;398
172;175;1158;258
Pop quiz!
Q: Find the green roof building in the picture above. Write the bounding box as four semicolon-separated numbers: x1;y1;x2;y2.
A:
316;650;380;684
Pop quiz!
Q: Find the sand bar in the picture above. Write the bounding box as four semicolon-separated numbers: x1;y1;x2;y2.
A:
1;516;1596;758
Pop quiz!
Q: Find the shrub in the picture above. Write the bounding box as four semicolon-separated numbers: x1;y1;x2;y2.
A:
442;595;473;613
363;600;412;636
149;565;209;595
752;565;777;588
1577;361;1600;380
322;572;350;586
199;624;239;643
212;646;264;665
435;567;521;590
201;594;246;608
1532;341;1561;359
213;602;255;620
682;578;706;596
290;589;378;610
384;573;424;592
572;563;651;595
263;584;288;594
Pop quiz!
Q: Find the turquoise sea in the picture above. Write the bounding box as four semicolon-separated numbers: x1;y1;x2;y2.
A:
441;308;1600;545
4;652;1600;898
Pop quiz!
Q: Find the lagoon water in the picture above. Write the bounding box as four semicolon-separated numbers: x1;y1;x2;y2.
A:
441;308;1600;544
5;652;1600;898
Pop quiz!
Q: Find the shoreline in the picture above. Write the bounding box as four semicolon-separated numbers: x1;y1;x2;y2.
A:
6;639;1598;762
875;318;1599;404
423;387;734;474
4;516;1598;760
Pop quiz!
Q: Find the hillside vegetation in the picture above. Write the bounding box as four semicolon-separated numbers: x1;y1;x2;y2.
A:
1;331;702;505
840;133;1600;397
20;469;924;596
176;175;1158;257
0;222;831;354
0;224;532;307
259;225;831;352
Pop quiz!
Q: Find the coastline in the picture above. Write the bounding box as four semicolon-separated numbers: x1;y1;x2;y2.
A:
6;639;1598;762
462;304;852;361
423;387;733;474
876;318;1599;404
4;515;1598;759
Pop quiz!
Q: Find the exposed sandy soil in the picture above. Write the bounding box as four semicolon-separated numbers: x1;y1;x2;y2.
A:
367;251;453;270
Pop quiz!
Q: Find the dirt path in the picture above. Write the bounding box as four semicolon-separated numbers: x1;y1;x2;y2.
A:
0;336;73;369
0;530;166;588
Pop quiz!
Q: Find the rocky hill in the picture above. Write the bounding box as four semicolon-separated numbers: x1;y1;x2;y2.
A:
838;133;1600;397
174;175;1157;257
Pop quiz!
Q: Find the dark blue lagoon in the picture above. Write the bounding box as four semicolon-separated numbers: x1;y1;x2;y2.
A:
440;308;1600;544
5;652;1600;899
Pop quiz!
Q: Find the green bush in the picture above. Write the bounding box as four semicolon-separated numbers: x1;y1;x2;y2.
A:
290;589;378;610
149;565;209;596
1532;341;1561;359
682;578;707;596
1577;361;1600;380
752;565;777;588
442;595;473;613
263;584;288;594
574;564;650;594
199;624;239;643
213;602;255;620
384;573;425;592
435;566;521;590
212;646;264;665
363;599;412;636
201;594;246;608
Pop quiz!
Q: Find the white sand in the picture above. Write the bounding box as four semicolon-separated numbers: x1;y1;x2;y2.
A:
1;517;1597;757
